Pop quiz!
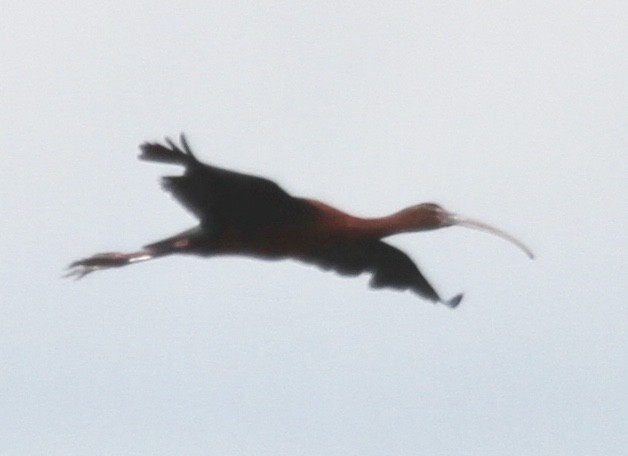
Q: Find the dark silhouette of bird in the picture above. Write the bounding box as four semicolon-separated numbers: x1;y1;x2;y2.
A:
67;134;533;308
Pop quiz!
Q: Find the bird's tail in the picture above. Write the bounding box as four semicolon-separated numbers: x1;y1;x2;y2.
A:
139;133;199;166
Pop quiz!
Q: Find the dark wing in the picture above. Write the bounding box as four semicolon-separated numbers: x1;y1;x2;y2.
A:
139;135;315;231
303;239;462;307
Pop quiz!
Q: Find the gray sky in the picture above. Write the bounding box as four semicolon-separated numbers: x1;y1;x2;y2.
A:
2;1;626;455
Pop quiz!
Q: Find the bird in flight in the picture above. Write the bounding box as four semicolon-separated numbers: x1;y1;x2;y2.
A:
67;135;533;308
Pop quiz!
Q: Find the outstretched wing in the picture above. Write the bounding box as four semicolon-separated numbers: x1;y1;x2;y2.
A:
139;135;314;230
303;240;462;307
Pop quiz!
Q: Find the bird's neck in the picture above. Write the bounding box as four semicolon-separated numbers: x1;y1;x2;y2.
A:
345;208;434;239
306;200;433;240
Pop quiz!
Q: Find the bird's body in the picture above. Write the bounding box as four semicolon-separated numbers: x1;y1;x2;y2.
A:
68;135;533;308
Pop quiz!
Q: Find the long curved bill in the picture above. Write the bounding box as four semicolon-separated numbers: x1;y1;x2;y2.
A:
449;214;534;259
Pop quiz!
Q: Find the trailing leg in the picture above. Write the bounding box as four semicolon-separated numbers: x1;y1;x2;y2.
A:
65;226;207;279
65;250;156;279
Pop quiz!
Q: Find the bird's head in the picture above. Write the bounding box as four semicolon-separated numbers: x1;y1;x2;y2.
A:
401;202;454;230
399;202;534;259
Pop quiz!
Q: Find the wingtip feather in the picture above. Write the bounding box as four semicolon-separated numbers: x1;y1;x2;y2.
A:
443;293;463;308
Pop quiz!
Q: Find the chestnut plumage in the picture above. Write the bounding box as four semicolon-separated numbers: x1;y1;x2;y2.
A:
67;135;533;308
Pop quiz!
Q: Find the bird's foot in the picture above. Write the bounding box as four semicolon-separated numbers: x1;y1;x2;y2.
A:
64;251;152;279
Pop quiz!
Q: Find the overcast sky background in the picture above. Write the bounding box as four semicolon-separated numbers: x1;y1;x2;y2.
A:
2;1;626;455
